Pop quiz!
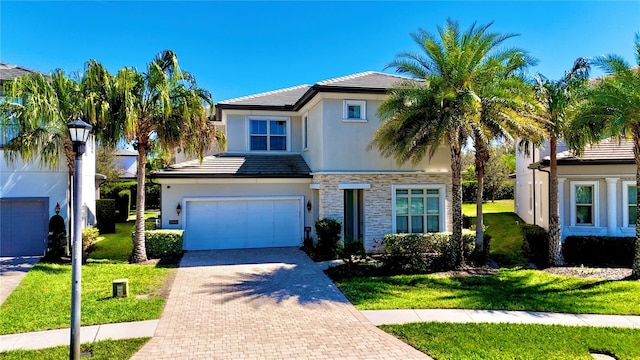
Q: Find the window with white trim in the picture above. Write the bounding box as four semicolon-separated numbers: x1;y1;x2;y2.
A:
393;185;445;234
528;182;533;213
302;113;309;150
570;181;599;226
343;100;366;121
623;181;637;227
248;117;289;151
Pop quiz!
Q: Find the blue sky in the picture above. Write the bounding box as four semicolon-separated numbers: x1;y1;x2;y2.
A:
2;1;639;102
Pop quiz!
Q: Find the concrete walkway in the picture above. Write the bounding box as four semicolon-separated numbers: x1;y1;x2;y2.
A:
362;309;640;328
0;256;41;305
0;320;158;352
2;309;638;353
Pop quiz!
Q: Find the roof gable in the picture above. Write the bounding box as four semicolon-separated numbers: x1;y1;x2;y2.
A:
0;63;42;82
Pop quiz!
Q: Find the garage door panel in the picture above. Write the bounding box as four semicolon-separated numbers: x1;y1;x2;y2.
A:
184;198;302;250
0;199;48;256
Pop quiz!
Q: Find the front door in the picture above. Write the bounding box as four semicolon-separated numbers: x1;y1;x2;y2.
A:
344;189;363;240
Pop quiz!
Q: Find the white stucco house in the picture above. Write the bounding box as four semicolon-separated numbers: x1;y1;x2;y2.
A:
113;148;138;179
0;63;97;256
515;137;636;239
151;71;452;252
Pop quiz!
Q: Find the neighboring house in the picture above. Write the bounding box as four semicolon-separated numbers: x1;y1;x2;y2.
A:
515;137;635;239
0;62;97;256
113;148;138;179
152;71;452;252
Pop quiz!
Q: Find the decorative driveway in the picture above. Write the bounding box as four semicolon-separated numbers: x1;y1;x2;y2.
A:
132;248;429;360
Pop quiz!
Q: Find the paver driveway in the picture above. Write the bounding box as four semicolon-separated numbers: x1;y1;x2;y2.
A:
132;248;429;359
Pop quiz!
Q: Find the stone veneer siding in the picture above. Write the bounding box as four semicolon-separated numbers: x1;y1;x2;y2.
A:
313;173;452;252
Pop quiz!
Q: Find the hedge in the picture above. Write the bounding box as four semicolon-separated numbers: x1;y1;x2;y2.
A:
102;180;160;210
378;230;478;272
521;224;548;266
115;190;131;223
563;236;635;267
462;180;514;203
315;218;342;260
145;230;184;261
96;199;116;234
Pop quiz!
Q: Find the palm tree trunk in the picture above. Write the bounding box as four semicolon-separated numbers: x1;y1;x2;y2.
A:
131;145;148;263
449;132;464;269
632;135;640;278
548;134;563;266
475;146;487;257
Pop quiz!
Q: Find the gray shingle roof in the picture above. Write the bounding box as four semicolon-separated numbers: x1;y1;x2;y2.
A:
113;148;138;156
216;71;412;109
542;137;634;165
218;84;311;107
150;154;312;178
0;63;41;82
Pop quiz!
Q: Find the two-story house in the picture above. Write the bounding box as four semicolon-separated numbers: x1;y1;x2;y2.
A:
515;138;636;239
151;71;452;252
0;62;97;257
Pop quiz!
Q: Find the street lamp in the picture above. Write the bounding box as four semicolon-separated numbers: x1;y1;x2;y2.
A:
67;118;92;360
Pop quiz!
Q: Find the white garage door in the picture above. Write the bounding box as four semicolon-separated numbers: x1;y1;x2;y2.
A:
184;197;303;250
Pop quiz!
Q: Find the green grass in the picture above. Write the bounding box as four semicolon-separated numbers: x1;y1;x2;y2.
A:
128;210;161;221
336;269;640;314
0;338;149;360
462;199;515;216
89;222;135;263
461;199;528;266
0;219;174;335
0;262;171;334
382;323;640;360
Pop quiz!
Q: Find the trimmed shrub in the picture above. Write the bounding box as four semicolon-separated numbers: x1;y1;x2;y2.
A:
96;199;116;234
82;227;100;263
315;218;342;260
379;230;477;272
521;224;549;266
145;230;184;261
462;180;514;202
46;215;67;260
342;238;365;261
563;236;635;267
115;189;131;223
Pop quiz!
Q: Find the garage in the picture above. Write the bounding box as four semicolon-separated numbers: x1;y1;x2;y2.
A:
0;198;49;256
184;197;303;250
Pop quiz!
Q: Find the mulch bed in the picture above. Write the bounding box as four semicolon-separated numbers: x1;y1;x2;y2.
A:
543;266;634;280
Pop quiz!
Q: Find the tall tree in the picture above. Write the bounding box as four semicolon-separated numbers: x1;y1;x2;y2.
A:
534;59;589;266
571;35;640;277
471;62;540;254
87;50;223;263
1;69;82;174
371;19;526;268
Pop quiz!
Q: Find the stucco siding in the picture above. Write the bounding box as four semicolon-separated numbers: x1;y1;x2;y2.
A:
302;101;323;171
320;98;450;171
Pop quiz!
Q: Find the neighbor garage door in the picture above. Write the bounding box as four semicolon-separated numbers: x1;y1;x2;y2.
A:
184;197;303;250
0;198;48;256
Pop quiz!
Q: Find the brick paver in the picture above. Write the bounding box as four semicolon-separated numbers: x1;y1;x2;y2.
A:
132;248;429;359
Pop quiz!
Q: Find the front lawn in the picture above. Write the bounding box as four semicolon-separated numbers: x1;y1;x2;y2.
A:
336;269;640;314
382;322;640;360
0;338;149;360
462;199;528;266
0;262;169;334
0;219;175;335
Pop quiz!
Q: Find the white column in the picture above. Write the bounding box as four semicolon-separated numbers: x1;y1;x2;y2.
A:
557;178;566;233
605;178;619;236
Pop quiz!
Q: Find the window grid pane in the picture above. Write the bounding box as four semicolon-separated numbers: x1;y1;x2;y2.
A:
411;197;424;215
396;216;408;233
411;216;424;233
250;120;267;134
629;186;637;205
270;136;286;151
576;205;593;224
347;105;361;119
426;216;439;232
576;186;593;204
629;205;637;226
395;187;441;234
250;136;267;151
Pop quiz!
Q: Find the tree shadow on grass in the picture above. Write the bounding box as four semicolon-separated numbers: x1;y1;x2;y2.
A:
343;269;640;314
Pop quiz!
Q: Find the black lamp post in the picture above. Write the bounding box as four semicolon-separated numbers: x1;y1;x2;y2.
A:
67;118;92;360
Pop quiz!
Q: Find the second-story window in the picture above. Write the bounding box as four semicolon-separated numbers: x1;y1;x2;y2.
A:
249;118;288;151
343;100;366;121
302;113;309;150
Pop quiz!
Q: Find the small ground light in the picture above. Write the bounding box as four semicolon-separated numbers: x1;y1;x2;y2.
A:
112;279;129;298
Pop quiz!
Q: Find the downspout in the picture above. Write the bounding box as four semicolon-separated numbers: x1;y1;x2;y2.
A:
532;147;536;225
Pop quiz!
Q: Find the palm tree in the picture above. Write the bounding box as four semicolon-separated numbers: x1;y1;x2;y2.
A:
89;50;223;263
0;69;82;174
371;19;527;268
571;35;640;277
534;58;590;266
471;60;540;256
